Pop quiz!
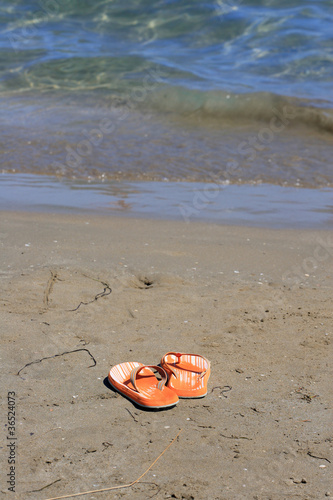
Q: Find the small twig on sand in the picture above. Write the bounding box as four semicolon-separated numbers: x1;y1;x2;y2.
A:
28;479;62;493
307;451;331;463
211;385;232;398
17;348;97;377
68;276;112;312
126;408;139;422
43;429;182;500
220;433;252;440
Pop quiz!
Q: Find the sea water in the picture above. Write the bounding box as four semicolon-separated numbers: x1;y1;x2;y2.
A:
0;0;332;224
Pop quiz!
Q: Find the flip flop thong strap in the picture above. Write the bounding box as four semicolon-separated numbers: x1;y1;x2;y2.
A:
162;352;210;379
130;365;167;393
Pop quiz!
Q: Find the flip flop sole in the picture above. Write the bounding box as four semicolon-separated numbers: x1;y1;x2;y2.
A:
108;378;179;409
178;392;208;399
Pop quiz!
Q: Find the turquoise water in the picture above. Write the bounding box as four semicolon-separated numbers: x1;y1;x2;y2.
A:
0;0;332;217
2;0;333;101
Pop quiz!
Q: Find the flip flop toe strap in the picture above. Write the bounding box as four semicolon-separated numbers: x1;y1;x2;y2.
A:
130;365;167;393
162;352;210;380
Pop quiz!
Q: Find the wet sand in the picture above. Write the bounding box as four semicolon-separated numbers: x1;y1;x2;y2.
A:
1;211;332;499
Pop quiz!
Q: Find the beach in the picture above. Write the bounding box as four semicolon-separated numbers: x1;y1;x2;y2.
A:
1;211;332;499
1;1;333;497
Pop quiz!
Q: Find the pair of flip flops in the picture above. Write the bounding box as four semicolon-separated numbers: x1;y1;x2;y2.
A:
108;352;210;409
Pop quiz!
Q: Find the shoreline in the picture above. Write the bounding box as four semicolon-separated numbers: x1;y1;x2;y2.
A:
1;211;332;499
1;173;333;229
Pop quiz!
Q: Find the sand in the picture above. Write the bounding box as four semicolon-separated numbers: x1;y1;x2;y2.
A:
1;211;332;500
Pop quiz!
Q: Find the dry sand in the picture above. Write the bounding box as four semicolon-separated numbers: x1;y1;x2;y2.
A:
0;211;332;500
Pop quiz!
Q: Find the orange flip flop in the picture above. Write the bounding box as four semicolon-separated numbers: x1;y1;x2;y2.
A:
160;352;211;398
108;362;179;409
